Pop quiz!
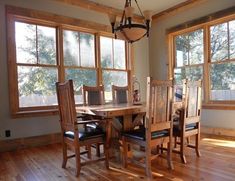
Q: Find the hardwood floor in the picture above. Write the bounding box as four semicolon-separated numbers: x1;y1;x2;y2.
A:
0;134;235;181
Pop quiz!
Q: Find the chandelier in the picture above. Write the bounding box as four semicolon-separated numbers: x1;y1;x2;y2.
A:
108;0;152;43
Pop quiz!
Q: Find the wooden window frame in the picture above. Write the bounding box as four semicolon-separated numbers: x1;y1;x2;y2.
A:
168;11;235;110
6;6;132;118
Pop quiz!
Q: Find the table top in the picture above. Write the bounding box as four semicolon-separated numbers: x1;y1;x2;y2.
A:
76;103;146;117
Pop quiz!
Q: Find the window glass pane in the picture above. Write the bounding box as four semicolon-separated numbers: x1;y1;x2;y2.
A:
65;68;97;104
174;68;186;84
175;35;189;67
114;39;126;69
63;30;80;66
15;22;37;64
210;62;235;100
100;36;113;68
185;66;203;81
229;20;235;59
38;26;56;65
210;22;228;62
18;66;58;107
80;32;95;67
188;29;204;65
102;70;127;101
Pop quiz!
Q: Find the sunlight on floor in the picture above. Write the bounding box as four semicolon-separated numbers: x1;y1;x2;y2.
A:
202;138;235;148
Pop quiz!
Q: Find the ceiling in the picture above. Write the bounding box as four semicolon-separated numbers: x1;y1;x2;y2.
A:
89;0;187;15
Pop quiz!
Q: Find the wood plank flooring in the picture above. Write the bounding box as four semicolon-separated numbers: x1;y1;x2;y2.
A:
0;134;235;181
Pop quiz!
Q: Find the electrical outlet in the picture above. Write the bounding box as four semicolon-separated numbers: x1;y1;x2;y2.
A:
5;130;11;137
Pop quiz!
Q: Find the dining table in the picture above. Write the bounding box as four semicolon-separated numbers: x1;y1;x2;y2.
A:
76;103;146;131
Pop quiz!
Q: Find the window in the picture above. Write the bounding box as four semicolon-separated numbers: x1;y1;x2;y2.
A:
174;29;204;83
210;20;235;101
63;30;97;104
7;7;131;117
100;36;128;101
15;22;58;108
170;15;235;108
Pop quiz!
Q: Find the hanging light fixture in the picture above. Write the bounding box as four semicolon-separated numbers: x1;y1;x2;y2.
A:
108;0;152;43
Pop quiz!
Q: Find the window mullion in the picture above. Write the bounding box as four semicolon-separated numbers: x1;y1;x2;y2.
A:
36;25;39;64
78;32;81;66
112;39;115;69
96;35;102;86
227;22;230;60
204;25;210;103
58;26;65;82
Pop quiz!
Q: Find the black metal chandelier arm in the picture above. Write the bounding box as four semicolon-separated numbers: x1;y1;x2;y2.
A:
120;0;129;24
134;0;144;18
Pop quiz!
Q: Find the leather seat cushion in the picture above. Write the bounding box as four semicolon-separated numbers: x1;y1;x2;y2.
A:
64;127;104;141
173;123;197;135
122;127;169;141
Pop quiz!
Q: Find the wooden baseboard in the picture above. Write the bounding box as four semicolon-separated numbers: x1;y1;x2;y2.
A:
201;126;235;137
1;127;234;152
0;133;61;152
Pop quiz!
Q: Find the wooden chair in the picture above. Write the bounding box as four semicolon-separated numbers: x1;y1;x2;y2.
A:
112;85;129;104
56;80;111;176
122;77;174;177
112;85;145;132
82;84;105;156
173;80;202;164
82;85;105;106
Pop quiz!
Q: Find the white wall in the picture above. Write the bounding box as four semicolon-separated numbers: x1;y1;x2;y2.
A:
133;38;150;102
149;0;235;129
0;0;149;140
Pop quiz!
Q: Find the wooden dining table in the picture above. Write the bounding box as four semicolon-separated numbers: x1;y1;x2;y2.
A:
76;103;146;131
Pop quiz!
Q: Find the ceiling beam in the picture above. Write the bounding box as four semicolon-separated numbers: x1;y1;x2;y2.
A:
152;0;206;21
54;0;144;23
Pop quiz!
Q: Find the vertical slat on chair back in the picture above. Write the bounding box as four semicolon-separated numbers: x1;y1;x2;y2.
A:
146;77;173;132
82;85;104;106
112;85;129;104
56;80;77;132
185;80;202;120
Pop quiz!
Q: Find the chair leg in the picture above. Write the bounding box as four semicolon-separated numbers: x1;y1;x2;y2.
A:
180;136;187;164
62;142;67;168
75;147;81;177
122;137;128;168
145;149;152;178
96;143;101;157
87;145;91;159
167;142;174;170
195;134;201;157
186;137;190;145
174;136;177;148
104;143;109;169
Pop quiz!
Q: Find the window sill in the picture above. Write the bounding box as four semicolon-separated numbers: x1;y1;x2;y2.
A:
12;109;59;118
202;104;235;110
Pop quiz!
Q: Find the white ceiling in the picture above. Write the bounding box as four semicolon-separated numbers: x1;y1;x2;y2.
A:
89;0;187;15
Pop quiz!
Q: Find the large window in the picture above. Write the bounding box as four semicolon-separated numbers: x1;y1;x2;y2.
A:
210;21;235;101
7;7;131;117
100;36;128;101
170;15;235;108
15;22;58;107
174;29;204;83
63;30;97;104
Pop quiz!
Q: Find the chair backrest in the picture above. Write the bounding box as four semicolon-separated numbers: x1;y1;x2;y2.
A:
112;85;129;104
56;80;77;133
145;77;173;139
82;85;105;106
174;79;186;102
184;80;202;124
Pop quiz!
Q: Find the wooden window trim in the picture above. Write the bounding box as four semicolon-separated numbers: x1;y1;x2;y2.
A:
168;9;235;110
6;6;132;118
